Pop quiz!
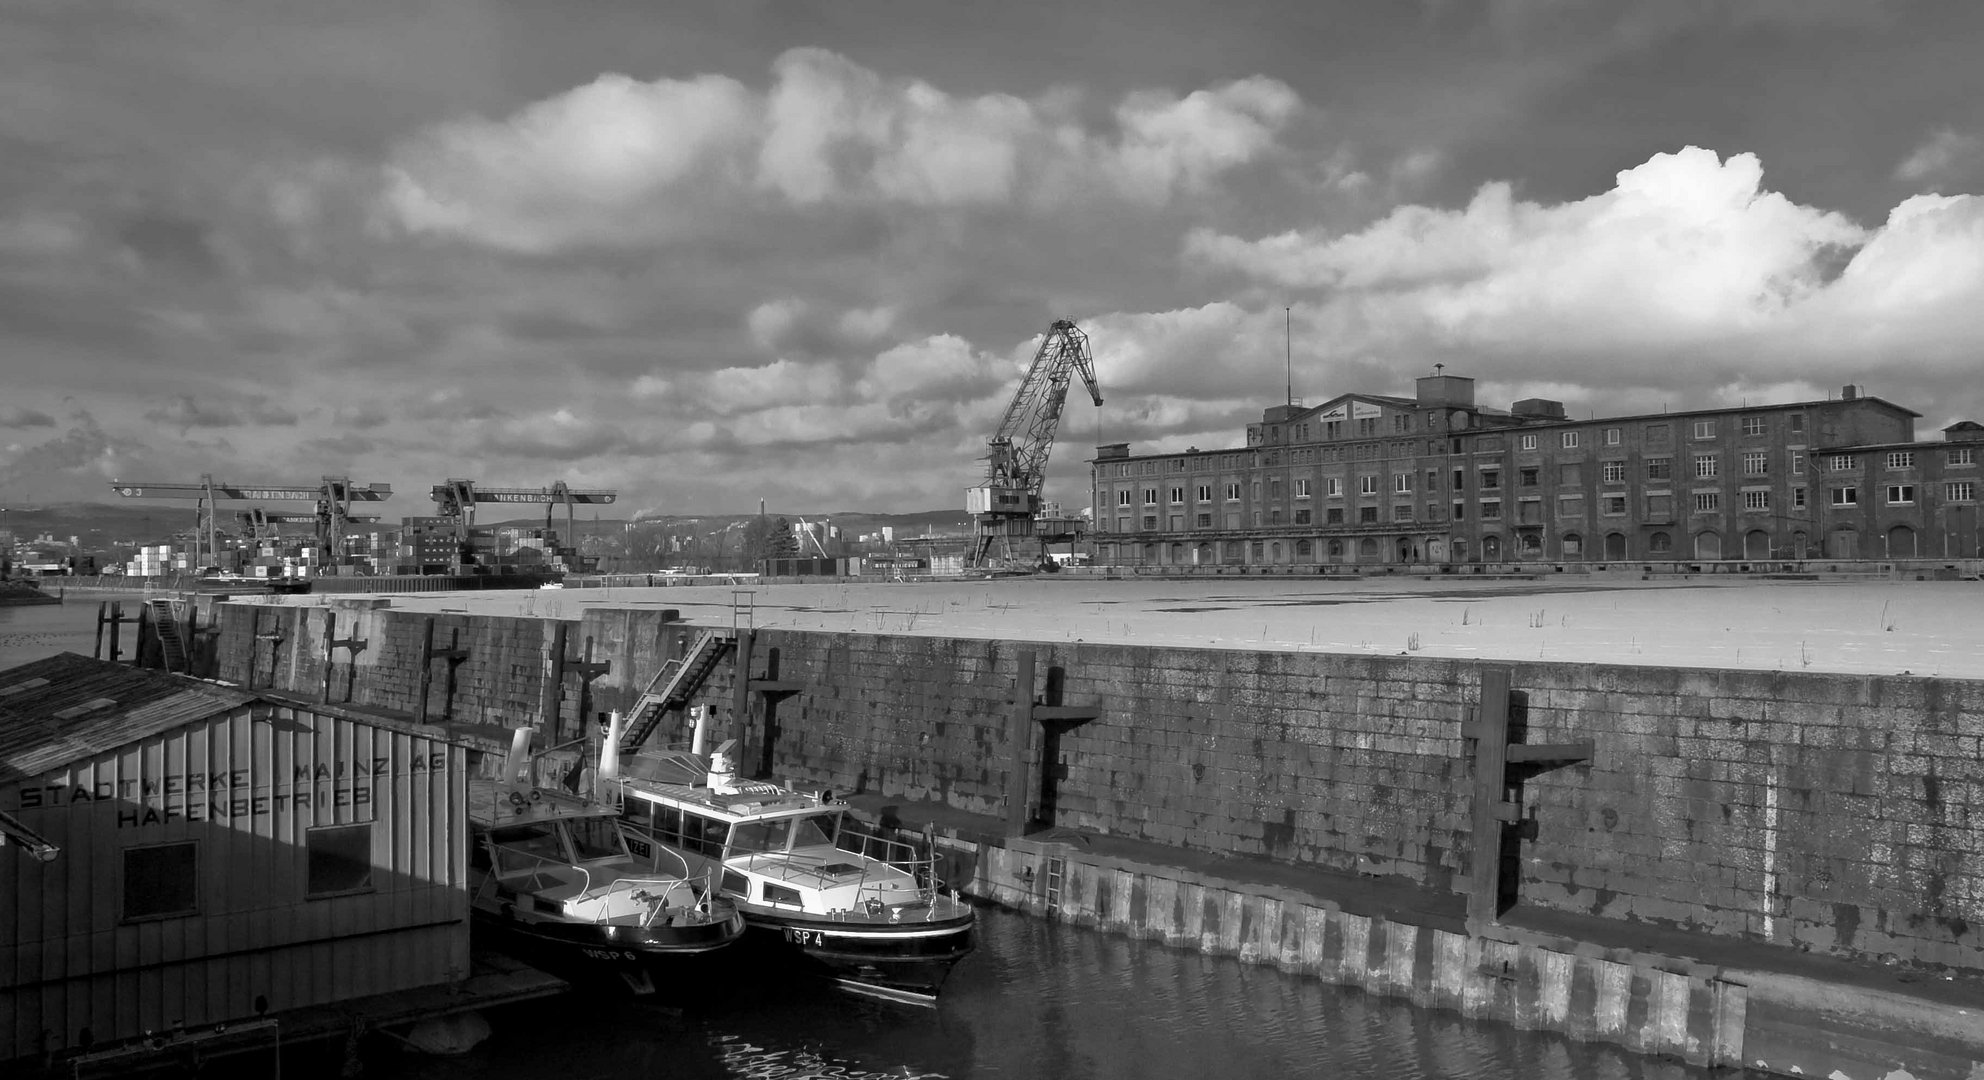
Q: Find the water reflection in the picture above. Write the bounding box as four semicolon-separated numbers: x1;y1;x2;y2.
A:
366;907;1731;1080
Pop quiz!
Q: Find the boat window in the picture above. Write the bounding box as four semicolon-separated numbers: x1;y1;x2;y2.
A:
727;819;791;855
720;869;750;897
763;882;802;906
681;813;726;857
788;814;835;850
626;799;683;848
566;817;625;862
490;823;566;872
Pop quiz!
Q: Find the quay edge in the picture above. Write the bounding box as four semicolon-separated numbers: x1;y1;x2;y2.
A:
883;823;1982;1079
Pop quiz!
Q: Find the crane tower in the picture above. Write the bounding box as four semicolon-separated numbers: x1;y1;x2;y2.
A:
110;475;392;566
966;319;1102;569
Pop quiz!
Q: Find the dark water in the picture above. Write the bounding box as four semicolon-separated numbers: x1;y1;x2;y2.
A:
357;908;1718;1080
6;601;1727;1080
0;591;136;668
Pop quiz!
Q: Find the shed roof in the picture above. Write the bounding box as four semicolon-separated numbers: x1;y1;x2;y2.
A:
0;653;256;783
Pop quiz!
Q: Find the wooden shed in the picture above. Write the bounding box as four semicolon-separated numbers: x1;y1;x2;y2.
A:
0;652;470;1067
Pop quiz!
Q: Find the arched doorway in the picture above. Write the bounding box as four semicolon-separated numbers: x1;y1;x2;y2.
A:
1745;530;1770;560
1142;542;1157;564
1327;539;1344;563
1694;531;1722;560
1648;531;1672;556
1396;538;1415;563
1269;541;1283;563
1358;537;1379;561
1791;531;1808;559
1451;538;1468;562
1887;525;1917;558
1482;534;1502;561
1169;542;1184;564
1517;531;1542;558
1829;528;1857;558
1425;538;1446;563
1562;532;1584;559
1604;532;1627;560
1194;542;1213;564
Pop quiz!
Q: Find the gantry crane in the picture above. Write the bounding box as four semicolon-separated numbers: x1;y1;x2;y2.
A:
965;319;1103;570
238;509;382;542
429;479;618;571
109;475;393;566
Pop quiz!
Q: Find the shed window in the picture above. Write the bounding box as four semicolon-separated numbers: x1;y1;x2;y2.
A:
124;842;199;921
308;824;375;897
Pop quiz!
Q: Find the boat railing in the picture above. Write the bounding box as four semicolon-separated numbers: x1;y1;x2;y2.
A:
495;845;722;928
837;821;947;896
593;873;717;928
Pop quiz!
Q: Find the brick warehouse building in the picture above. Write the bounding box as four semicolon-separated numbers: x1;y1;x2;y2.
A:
1089;373;1984;568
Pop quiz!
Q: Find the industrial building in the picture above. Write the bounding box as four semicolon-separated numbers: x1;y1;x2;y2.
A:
0;654;472;1069
1089;373;1982;568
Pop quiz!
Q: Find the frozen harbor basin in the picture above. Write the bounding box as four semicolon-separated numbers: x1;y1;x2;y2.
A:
308;575;1984;680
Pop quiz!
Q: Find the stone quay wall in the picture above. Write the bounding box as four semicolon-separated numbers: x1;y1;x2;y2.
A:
209;599;1982;976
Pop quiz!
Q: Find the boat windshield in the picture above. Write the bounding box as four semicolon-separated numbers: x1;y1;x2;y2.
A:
566;816;626;863
727;811;838;855
490;823;566;874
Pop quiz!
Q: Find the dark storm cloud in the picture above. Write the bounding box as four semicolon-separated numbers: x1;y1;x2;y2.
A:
143;394;302;432
0;407;57;428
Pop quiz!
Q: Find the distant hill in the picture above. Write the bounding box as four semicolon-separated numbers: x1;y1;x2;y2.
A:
0;501;980;556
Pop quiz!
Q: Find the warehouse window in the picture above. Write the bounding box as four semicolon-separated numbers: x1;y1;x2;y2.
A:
124;842;199;921
308;824;375;897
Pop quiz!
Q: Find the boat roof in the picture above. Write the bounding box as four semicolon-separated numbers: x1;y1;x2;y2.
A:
466;777;620;829
611;747;830;822
613;775;833;823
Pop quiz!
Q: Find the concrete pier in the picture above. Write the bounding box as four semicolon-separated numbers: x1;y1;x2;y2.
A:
200;583;1984;1079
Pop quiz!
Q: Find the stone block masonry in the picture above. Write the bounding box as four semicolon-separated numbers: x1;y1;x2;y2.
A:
207;600;1983;978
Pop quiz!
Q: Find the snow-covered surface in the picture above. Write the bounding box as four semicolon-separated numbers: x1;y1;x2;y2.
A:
278;576;1984;679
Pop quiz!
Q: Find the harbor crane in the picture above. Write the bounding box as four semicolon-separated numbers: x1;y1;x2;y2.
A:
429;478;618;554
238;508;382;542
966;318;1102;570
110;475;392;566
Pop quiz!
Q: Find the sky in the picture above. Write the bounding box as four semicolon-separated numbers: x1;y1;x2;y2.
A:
4;0;1984;519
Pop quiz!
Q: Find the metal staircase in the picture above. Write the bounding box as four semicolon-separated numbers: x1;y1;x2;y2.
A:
619;629;733;753
147;598;189;673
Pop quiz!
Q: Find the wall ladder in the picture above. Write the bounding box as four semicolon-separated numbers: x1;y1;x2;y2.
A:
1043;855;1067;916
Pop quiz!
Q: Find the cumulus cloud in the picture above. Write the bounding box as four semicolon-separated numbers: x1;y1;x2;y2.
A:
1105;77;1301;203
1893;128;1981;184
1180;146;1984;418
382;71;759;252
367;49;1301;251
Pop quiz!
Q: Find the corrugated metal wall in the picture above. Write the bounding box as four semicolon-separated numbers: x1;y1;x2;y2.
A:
1;705;467;1059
